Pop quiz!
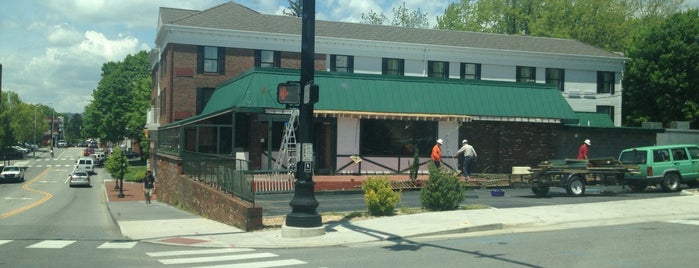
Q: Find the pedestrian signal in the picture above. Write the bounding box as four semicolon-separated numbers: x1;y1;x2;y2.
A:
277;81;301;105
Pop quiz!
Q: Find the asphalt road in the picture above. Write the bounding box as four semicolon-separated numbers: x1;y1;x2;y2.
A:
255;184;683;216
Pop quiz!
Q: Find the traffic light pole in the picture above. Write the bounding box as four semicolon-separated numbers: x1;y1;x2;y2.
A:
285;0;322;230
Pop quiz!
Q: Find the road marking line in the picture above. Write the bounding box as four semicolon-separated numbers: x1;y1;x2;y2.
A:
98;241;138;249
193;259;307;268
27;240;76;248
159;252;278;265
147;248;255;257
0;168;53;219
665;219;699;226
0;240;11;246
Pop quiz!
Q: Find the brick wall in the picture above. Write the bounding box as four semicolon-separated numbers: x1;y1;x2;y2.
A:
156;43;327;125
458;121;657;173
156;156;262;231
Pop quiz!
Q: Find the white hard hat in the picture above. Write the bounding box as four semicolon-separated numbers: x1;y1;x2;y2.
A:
462;139;468;144
436;139;443;144
584;139;591;145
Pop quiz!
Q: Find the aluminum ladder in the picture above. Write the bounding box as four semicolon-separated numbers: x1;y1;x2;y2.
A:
277;108;299;172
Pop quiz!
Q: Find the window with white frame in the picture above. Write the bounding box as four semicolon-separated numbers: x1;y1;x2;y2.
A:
382;58;404;76
428;61;449;78
597;105;615;124
460;63;481;80
197;46;224;74
597;71;615;94
516;66;536;83
546;68;565;91
330;55;353;72
255;50;280;68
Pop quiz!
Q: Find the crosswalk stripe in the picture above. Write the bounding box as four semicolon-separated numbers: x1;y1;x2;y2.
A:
147;248;254;257
27;240;76;248
0;240;11;246
193;259;307;268
98;241;138;249
159;252;278;265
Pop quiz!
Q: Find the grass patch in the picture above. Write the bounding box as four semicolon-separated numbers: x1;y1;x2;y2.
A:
125;165;148;182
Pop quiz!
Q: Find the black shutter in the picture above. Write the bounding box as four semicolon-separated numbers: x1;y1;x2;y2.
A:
475;64;481;80
196;46;204;74
274;51;281;67
348;56;354;72
254;50;261;67
330;55;336;71
610;73;615;95
218;47;225;75
381;58;387;75
444;62;450;78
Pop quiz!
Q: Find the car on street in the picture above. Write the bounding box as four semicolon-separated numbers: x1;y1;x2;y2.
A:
1;165;25;183
57;140;68;147
68;170;91;187
75;157;95;174
618;144;699;192
91;152;106;167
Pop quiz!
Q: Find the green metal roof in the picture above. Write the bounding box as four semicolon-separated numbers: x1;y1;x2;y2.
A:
567;112;616;128
166;68;578;128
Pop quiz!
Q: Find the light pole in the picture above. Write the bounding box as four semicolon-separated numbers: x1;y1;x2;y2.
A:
118;145;126;198
33;105;36;158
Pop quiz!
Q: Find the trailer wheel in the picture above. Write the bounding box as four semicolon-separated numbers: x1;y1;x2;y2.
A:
566;176;586;196
531;184;550;196
661;173;680;192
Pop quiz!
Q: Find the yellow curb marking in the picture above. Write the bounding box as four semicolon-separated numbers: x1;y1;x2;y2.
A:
0;167;53;219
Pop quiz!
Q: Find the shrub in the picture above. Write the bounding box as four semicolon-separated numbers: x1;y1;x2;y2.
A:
420;165;465;211
362;176;401;216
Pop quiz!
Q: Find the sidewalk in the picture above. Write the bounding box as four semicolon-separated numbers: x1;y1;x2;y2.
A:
105;180;699;248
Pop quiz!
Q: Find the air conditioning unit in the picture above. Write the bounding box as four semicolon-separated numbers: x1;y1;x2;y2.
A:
670;121;690;129
641;122;663;129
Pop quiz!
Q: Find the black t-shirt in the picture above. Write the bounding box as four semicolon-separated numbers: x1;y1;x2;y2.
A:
144;175;155;189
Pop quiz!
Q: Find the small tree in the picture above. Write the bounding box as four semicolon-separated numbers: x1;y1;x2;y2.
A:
362;176;401;216
420;165;465;211
105;148;130;185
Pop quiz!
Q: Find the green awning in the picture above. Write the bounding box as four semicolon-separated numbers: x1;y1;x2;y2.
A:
165;68;579;127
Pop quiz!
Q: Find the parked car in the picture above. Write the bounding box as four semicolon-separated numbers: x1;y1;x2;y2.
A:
618;144;699;192
11;146;29;156
1;165;25;183
57;140;68;147
68;170;91;187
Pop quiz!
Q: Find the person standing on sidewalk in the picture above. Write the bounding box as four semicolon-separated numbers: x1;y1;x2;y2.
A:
455;139;477;178
143;170;156;206
431;139;443;168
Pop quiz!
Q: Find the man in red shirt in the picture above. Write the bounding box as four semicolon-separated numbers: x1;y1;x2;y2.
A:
578;139;590;159
431;139;443;168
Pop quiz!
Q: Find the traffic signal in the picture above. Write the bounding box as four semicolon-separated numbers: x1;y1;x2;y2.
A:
277;81;301;105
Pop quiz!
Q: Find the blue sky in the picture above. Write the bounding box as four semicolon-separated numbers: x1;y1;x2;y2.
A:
1;0;697;113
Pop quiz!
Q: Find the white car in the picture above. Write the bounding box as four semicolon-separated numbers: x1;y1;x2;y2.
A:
1;166;25;183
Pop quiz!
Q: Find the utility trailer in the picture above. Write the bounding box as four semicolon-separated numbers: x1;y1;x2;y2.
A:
528;158;638;197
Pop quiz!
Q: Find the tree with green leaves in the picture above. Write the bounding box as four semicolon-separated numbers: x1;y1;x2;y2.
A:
361;2;429;28
105;147;129;186
283;0;302;17
0;91;44;148
622;9;699;127
64;113;83;143
436;0;685;51
82;50;151;154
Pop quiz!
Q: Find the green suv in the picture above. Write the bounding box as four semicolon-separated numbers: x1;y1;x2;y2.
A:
618;144;699;192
